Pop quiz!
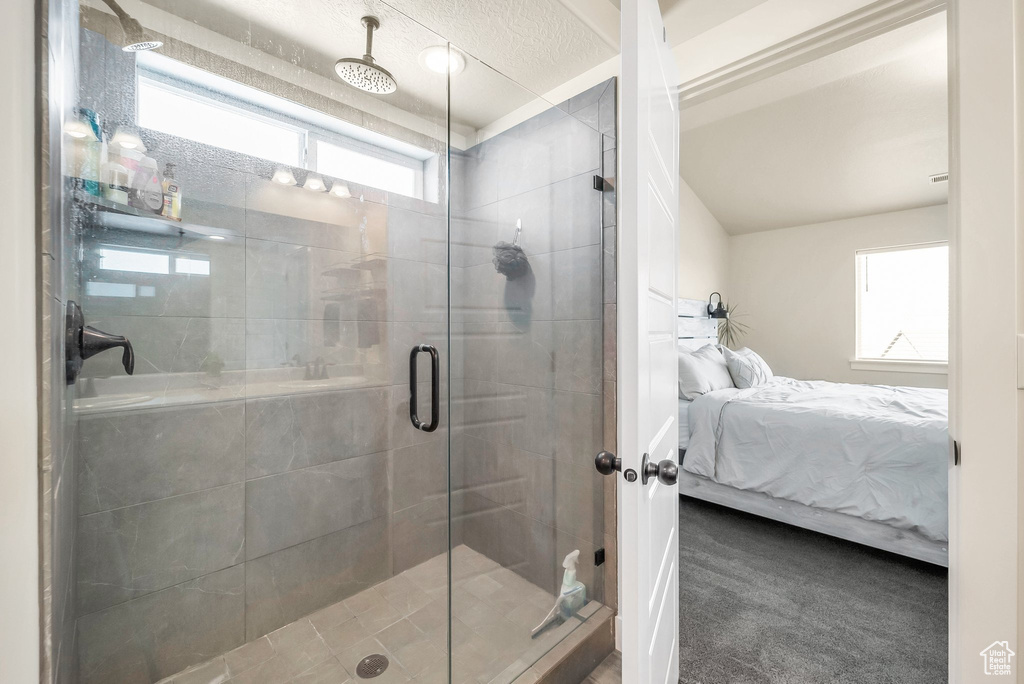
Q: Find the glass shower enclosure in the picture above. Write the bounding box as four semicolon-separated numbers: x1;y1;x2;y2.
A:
42;1;616;682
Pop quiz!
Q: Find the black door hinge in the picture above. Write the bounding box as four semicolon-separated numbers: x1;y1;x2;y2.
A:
953;440;961;466
593;175;606;191
594;548;605;567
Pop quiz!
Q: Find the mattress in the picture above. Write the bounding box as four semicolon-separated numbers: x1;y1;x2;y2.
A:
678;398;692;450
682;377;948;542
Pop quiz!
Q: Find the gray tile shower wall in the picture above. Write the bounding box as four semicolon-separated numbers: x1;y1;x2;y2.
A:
451;79;616;602
71;29;452;684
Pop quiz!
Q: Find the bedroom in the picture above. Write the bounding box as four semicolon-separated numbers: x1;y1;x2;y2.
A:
674;7;949;683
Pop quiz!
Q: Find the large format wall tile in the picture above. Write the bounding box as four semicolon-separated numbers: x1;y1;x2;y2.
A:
244;178;388;254
460;436;555;526
495;113;601;201
77;484;245;615
458;245;601;324
461;382;602;463
495;172;602;257
391;438;447;514
244;318;388;385
528;246;603;322
392;495;447;574
78;402;245;514
492;320;603;394
451;141;499;213
76;565;245;684
245;516;391;640
245;387;389;478
387;206;447;266
387;382;449;452
451;203;499;269
244;239;387;322
79;315;245;385
81;232;246;320
246;453;388;560
390;258;448;324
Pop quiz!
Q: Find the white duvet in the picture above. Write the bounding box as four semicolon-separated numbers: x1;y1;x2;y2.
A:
683;377;948;542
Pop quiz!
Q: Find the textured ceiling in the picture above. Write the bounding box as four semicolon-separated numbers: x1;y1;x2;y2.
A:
679;13;948;234
134;0;615;132
662;0;769;44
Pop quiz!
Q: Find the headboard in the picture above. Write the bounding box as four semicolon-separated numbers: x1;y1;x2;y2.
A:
678;298;719;351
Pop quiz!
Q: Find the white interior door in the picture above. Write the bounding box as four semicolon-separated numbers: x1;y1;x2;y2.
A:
618;0;680;682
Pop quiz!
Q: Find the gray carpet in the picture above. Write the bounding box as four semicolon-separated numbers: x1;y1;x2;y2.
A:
679;496;947;684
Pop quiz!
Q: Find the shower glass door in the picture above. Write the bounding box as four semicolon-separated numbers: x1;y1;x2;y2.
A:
52;2;454;682
447;49;615;684
47;1;613;682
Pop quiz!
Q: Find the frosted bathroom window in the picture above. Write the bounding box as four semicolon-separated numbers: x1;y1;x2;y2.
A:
137;79;303;166
855;243;948;362
316;140;419;198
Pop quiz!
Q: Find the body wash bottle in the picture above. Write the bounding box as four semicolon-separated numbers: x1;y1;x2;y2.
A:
161;163;182;221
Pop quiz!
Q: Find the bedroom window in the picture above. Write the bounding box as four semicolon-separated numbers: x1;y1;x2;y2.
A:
855;242;948;367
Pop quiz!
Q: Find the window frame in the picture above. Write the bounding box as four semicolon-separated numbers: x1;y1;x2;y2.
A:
135;61;428;200
852;240;949;373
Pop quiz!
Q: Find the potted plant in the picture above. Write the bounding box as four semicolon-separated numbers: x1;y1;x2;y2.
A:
717;301;750;349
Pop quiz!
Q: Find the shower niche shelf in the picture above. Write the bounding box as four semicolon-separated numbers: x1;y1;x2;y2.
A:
74;190;239;241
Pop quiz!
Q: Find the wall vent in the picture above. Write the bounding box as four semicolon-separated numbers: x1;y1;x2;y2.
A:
929;172;949;184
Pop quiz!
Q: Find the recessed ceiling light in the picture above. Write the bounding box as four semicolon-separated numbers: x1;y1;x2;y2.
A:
418;46;465;76
208;235;226;240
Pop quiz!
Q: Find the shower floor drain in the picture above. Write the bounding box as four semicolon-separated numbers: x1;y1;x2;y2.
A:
355;653;389;678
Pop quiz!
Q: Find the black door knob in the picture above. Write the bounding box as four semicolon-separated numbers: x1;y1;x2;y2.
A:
594;451;621;476
641;453;679;486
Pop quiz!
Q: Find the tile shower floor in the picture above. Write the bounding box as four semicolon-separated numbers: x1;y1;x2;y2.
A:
159;546;603;684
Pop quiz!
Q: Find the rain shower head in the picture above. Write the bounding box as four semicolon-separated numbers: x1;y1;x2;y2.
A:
101;0;163;51
335;16;397;94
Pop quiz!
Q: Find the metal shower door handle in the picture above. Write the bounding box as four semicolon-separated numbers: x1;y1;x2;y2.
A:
409;344;439;432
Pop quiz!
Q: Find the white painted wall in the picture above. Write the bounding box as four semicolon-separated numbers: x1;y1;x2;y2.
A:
678;175;730;301
729;204;948;388
0;0;40;682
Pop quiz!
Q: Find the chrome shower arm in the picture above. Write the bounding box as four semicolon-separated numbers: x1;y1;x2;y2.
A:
363;16;380;64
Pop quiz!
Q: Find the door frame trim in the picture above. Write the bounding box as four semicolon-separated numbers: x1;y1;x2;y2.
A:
677;0;946;108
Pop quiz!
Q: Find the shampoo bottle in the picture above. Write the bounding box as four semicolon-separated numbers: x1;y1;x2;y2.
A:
161;163;182;221
557;550;586;619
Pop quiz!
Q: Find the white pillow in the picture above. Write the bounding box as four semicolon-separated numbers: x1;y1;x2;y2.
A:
678;345;734;400
721;346;773;389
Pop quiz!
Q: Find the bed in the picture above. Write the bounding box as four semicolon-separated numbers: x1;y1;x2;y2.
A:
676;298;949;566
